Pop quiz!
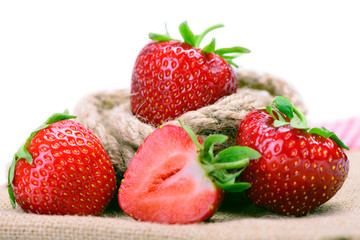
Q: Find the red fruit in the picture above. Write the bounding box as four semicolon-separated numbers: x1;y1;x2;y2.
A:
8;111;117;216
236;96;349;216
119;123;260;224
131;21;250;126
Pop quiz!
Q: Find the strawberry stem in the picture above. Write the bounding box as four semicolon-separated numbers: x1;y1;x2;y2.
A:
179;120;261;192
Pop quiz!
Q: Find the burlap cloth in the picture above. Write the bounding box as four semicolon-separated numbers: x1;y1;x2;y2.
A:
0;151;359;240
1;70;359;239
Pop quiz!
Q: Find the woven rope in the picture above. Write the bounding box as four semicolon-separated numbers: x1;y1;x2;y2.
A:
74;69;306;176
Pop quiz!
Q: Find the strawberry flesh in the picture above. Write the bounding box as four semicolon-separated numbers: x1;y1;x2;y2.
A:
119;125;224;224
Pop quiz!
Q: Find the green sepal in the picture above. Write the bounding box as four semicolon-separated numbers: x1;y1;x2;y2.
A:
8;109;76;208
178;120;203;150
195;23;224;48
147;21;249;67
203;134;228;157
309;127;349;150
265;96;349;150
179;121;261;193
214;182;251;192
211;168;245;185
202;38;216;53
212;158;249;170
214;46;250;55
290;114;310;130
266;96;309;129
273;96;293;119
215;146;260;163
149;33;174;42
149;23;179;42
8;162;16;208
221;55;241;67
179;21;196;47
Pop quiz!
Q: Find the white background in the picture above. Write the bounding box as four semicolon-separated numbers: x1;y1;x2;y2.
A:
1;0;359;186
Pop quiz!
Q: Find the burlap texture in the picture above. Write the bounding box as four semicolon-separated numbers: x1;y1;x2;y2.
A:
0;151;359;240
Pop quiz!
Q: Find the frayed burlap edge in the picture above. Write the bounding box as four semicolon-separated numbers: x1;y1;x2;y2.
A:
74;69;306;176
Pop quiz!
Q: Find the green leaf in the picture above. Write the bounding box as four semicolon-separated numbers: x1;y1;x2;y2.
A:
267;105;288;125
273;96;293;119
194;23;224;48
293;105;308;127
214;46;250;55
215;181;251;192
212;158;249;170
179;120;203;150
7;156;17;208
309;127;349;150
290;114;310;130
149;33;173;42
308;127;333;138
202;38;216;53
225;59;239;68
273;120;290;128
221;54;242;61
273;109;288;122
203;134;228;155
179;21;195;46
210;169;230;184
266;104;276;119
215;146;261;163
210;168;246;185
329;133;350;150
8;182;15;208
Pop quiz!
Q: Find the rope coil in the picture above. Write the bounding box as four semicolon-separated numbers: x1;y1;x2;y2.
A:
74;69;306;176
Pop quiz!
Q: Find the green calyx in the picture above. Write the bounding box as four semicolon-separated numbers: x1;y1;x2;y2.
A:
149;21;250;67
8;110;76;208
264;96;349;150
179;121;261;192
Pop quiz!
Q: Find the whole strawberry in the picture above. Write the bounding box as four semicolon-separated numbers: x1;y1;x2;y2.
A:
236;96;349;216
119;122;260;224
8;110;116;216
131;21;250;126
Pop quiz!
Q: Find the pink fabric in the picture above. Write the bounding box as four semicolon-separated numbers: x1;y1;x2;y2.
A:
313;117;360;150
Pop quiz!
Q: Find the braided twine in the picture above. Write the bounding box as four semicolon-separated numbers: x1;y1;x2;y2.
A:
74;69;306;176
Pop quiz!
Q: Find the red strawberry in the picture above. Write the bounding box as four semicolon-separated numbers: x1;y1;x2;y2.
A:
8;110;117;216
236;96;349;216
131;21;250;126
119;122;260;224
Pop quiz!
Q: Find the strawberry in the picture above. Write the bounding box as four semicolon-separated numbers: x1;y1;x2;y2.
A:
8;110;117;216
118;122;260;224
236;96;350;216
131;21;250;126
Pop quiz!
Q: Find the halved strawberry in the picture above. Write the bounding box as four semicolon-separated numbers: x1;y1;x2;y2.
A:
118;123;260;224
